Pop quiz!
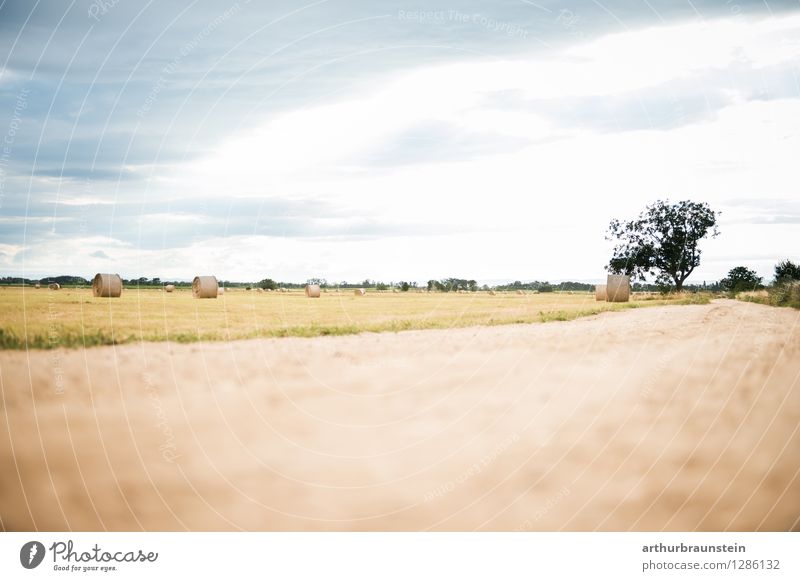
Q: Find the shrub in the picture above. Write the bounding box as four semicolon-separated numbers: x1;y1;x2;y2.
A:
774;259;800;284
720;266;762;294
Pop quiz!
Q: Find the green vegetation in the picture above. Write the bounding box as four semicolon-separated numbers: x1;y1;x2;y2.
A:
774;259;800;284
720;266;763;294
740;283;800;310
606;199;720;291
735;260;800;310
426;278;478;292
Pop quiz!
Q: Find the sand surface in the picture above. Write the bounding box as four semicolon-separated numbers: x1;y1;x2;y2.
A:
1;299;798;531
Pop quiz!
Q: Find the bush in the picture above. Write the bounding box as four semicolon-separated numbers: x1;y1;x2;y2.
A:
720;266;762;294
740;282;800;310
774;260;800;284
770;282;800;308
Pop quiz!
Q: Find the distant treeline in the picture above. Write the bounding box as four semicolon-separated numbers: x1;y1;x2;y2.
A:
0;275;90;287
632;281;723;292
494;280;592;292
0;275;726;292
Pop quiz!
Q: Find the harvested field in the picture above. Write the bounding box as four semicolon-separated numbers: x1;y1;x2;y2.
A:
0;287;707;349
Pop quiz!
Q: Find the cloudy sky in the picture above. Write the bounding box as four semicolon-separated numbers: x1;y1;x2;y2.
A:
1;0;798;283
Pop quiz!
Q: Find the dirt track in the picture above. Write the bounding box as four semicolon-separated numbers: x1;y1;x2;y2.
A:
1;300;798;531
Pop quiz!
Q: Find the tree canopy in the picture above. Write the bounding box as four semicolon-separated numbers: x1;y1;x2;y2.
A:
606;200;719;291
720;266;762;293
774;259;800;284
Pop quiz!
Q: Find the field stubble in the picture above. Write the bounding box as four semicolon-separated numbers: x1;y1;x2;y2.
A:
0;287;710;349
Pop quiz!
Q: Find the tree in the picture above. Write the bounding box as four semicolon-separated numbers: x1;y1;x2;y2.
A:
400;281;410;292
258;278;277;290
606;200;719;291
720;266;762;293
774;259;800;284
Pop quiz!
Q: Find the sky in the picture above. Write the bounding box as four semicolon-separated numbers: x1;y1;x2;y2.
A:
0;0;798;284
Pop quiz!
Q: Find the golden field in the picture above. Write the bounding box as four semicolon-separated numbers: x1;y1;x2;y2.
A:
0;286;707;348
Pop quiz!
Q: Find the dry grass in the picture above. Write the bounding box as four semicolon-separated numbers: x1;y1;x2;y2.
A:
0;287;711;349
739;283;800;310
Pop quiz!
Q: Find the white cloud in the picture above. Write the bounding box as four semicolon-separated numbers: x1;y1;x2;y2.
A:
25;13;800;282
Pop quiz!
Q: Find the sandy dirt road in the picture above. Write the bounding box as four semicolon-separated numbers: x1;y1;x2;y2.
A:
1;300;798;531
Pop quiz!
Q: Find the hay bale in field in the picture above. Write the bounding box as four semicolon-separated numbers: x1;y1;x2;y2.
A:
49;283;60;290
354;288;366;296
256;288;264;293
34;282;41;289
516;289;524;295
164;284;175;293
595;284;607;301
488;290;496;296
92;273;122;298
606;274;630;302
192;275;218;299
305;284;321;298
218;287;225;295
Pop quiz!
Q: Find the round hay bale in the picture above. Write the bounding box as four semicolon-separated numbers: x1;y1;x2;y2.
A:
49;283;60;290
34;282;41;289
488;290;496;296
606;274;630;302
218;287;225;295
192;275;218;299
354;288;366;296
164;284;175;293
305;284;321;298
256;288;264;293
595;284;607;301
92;273;122;298
516;289;524;295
